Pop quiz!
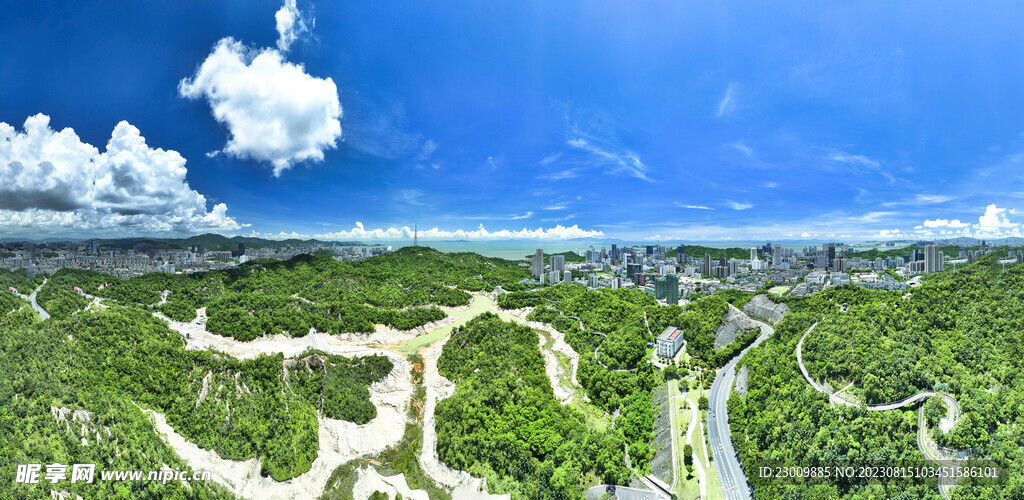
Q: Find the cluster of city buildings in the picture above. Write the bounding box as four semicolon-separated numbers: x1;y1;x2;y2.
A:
525;244;804;305
0;238;390;279
524;241;1021;302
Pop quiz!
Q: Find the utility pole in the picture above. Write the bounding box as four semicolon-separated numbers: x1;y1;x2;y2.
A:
414;223;418;247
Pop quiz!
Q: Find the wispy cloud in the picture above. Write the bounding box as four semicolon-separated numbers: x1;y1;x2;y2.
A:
398;189;425;205
826;150;895;182
544;204;567;210
914;194;954;204
542;213;577;222
464;211;534;220
538;169;581;180
726;201;753;210
762;181;781;188
716;82;738;118
828;151;879;168
853;211;898;223
538;153;561;165
343;91;430;161
881;193;955;206
551;107;655;182
567;137;651;181
673;202;714;210
731;140;753;157
415;139;438;162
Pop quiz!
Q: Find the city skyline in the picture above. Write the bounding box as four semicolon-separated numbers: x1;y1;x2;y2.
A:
4;1;1024;242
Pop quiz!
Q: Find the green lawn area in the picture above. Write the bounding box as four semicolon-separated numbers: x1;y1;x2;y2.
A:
669;379;700;499
676;378;726;500
705;463;725;500
394;294;494;357
675;342;692;364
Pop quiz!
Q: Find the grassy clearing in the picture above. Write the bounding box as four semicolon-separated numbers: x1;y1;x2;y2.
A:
668;379;698;499
557;351;611;431
394;294;494;357
704;463;725;500
681;380;726;500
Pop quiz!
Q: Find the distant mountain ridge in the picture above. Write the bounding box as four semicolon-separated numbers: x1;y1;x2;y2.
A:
0;233;363;251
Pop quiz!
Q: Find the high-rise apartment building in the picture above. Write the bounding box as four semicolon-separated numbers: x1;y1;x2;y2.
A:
924;245;943;273
655;277;668;299
550;255;565;273
531;249;544;279
666;274;679;305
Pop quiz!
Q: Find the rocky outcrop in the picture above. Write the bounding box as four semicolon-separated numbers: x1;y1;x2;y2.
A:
742;294;790;324
734;365;749;398
713;305;760;349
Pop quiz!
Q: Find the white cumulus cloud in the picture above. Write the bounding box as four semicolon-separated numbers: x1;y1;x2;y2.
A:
922;218;969;228
275;0;309;52
179;37;341;176
975;204;1020;237
0;114;244;237
870;228;901;239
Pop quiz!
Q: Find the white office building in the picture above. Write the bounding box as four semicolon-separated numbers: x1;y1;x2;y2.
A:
656;326;685;358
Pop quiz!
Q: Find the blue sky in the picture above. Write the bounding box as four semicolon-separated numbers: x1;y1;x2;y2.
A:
3;0;1024;242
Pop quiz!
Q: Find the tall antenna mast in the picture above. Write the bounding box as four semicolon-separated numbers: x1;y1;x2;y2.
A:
414;223;418;247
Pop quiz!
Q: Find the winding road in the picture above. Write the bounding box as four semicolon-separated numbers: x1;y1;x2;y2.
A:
16;278;50;320
796;322;967;500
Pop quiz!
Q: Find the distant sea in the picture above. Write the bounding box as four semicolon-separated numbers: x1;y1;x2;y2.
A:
378;240;610;260
371;239;899;260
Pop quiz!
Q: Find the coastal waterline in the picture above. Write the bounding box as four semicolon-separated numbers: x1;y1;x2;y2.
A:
371;239;866;260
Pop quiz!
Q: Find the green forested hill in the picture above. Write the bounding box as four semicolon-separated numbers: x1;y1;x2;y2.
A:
0;268;42;294
95;233;350;251
36;247;530;339
435;313;631;498
729;254;1022;498
847;244;978;260
666;245;750;260
523;251;587;264
0;306;391;494
495;284;755;485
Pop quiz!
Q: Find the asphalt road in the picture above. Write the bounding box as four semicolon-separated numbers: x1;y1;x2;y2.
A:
24;278;50;320
706;318;774;500
798;321;967;500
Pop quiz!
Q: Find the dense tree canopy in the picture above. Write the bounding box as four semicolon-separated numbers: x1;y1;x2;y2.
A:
34;247;531;339
0;305;392;489
729;255;1021;498
435;313;632;499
